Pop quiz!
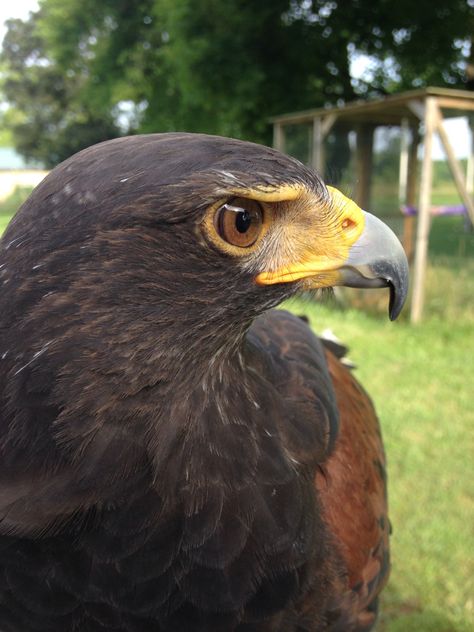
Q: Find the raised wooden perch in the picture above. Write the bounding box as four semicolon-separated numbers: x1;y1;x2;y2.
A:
271;87;474;323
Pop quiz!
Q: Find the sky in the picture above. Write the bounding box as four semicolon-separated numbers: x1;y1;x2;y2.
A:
0;0;39;46
0;0;471;160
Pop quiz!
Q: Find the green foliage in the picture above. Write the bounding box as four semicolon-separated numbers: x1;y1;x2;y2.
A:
433;158;469;184
1;12;120;167
147;0;358;139
346;0;474;93
0;124;13;147
1;0;472;165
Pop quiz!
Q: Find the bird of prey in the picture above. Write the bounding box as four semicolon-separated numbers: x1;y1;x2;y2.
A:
0;133;408;631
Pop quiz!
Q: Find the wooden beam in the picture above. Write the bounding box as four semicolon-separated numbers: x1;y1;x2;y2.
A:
407;99;425;121
435;97;474;112
432;103;474;224
270;88;474;126
411;98;436;323
349;113;418;126
321;113;338;137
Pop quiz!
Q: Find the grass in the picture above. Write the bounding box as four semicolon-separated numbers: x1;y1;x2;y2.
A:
0;186;32;234
1;187;473;630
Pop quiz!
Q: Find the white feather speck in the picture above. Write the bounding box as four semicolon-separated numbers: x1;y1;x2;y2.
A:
13;340;53;376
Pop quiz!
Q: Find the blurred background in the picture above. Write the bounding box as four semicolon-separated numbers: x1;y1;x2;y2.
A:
0;1;473;630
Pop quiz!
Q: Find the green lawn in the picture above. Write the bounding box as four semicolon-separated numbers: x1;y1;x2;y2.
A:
1;188;473;631
0;211;12;235
0;186;32;234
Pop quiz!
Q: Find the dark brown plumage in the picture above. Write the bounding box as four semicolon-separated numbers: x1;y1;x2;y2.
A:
0;133;407;631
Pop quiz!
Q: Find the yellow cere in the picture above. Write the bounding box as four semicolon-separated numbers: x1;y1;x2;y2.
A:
255;186;366;287
326;186;365;244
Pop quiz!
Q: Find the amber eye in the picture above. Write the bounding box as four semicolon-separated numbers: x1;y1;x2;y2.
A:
215;198;264;248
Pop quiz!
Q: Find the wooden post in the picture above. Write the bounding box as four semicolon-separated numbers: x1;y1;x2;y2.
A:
399;118;411;257
467;116;474;230
355;124;375;209
402;215;416;262
433;104;474;225
402;125;420;261
273;123;285;153
321;114;338;138
399;118;409;205
310;114;339;176
311;117;323;173
407;126;420;206
411;97;436;323
467;116;474;198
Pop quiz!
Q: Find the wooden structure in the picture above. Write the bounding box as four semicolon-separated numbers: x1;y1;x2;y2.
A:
271;87;474;323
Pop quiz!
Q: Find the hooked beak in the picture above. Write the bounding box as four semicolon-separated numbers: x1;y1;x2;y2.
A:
336;211;409;320
255;187;409;320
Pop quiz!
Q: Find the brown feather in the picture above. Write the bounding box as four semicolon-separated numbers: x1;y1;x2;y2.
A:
315;350;390;629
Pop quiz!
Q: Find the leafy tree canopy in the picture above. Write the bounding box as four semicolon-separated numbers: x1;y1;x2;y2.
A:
1;0;473;166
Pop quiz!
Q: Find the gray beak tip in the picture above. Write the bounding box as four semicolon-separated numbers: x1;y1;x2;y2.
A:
389;282;404;321
382;247;410;321
342;212;409;320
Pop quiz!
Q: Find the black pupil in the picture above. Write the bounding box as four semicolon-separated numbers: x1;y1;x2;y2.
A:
235;210;251;233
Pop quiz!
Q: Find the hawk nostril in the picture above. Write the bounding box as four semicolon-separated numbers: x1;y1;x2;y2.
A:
342;218;356;230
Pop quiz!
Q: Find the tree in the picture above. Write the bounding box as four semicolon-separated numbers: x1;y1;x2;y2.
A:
1;11;120;167
342;0;474;94
1;0;473;165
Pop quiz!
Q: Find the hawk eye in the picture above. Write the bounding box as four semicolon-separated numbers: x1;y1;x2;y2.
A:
215;198;264;248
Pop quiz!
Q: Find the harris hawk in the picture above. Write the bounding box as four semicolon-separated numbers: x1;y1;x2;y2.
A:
0;133;408;632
